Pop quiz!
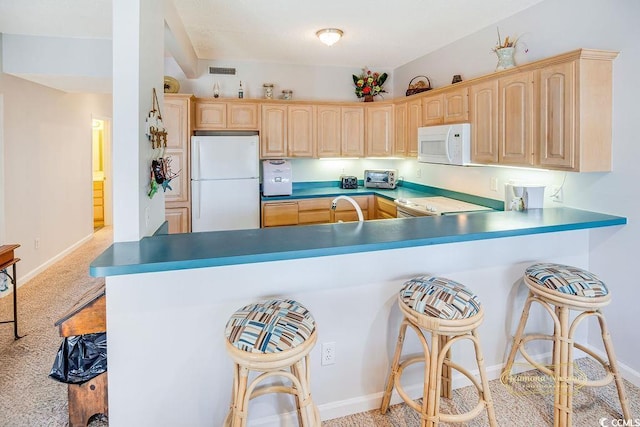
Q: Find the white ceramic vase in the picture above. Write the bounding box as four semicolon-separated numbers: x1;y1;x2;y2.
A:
496;47;516;71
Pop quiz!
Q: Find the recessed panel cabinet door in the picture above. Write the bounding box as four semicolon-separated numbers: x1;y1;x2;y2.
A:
499;71;534;166
366;105;394;157
316;106;341;157
422;94;444;126
538;61;576;169
341;107;365;157
394;102;407;156
288;105;315;157
406;99;422;156
260;104;287;157
443;88;469;123
470;80;498;164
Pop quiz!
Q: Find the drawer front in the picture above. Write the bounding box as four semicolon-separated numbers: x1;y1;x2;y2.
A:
262;202;299;227
297;198;332;211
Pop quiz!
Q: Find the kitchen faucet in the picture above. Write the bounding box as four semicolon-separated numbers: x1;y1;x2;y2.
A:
331;195;364;222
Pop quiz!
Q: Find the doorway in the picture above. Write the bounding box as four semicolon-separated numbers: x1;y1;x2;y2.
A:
91;117;112;230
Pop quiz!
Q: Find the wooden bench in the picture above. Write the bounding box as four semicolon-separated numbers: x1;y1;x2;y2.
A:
55;283;107;427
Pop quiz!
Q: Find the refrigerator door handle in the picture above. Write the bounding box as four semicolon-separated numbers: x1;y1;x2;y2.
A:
192;181;201;219
191;139;200;179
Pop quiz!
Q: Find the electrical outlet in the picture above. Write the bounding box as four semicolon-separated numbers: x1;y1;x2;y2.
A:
490;177;498;192
34;238;40;249
550;186;563;203
321;342;336;366
416;168;422;178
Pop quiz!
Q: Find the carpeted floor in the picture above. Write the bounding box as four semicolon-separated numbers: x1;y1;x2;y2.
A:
0;227;638;426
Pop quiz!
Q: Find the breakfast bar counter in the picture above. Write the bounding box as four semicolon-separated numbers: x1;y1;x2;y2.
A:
90;207;625;277
94;207;626;426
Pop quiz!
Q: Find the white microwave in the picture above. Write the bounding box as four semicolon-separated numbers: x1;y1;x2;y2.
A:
418;123;471;166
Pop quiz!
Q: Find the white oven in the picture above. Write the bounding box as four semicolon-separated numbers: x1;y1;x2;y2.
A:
394;196;491;217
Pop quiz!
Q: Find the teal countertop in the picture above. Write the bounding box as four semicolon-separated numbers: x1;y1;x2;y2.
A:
90;207;626;277
262;181;505;210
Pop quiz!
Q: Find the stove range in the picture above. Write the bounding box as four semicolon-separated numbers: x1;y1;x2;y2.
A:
394;196;491;217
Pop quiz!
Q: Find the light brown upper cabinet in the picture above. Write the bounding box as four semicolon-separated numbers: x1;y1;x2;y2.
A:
499;71;534;166
316;105;365;158
393;102;408;155
287;104;315;157
316;105;342;157
261;104;315;158
422;93;444;126
470;80;499;164
341;106;365;157
394;99;421;156
535;50;617;171
443;87;469;123
194;100;258;130
468;49;616;172
366;104;394;157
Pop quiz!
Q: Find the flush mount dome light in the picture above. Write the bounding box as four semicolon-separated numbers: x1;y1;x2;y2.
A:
316;28;343;46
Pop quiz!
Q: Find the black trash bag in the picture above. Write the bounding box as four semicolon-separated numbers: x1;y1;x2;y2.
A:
49;332;107;384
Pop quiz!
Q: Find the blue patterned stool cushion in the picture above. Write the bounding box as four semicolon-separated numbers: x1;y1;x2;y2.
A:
400;276;481;320
525;263;609;297
225;299;316;354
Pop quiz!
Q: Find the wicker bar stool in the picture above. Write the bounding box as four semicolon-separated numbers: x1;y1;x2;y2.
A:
380;276;497;427
502;263;631;427
224;298;320;427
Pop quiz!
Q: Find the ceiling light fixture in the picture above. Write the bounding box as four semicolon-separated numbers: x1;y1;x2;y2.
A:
316;28;343;46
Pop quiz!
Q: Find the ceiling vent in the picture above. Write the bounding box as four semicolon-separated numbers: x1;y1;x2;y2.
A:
209;67;236;75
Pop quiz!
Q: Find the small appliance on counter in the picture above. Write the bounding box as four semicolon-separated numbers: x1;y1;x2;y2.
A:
364;169;397;189
340;175;358;189
262;159;292;196
504;182;545;211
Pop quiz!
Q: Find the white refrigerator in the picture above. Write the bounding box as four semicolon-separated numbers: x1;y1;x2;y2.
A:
191;134;260;232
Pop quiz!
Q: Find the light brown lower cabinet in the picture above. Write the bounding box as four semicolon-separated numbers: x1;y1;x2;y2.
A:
374;196;397;219
261;196;373;227
165;207;190;234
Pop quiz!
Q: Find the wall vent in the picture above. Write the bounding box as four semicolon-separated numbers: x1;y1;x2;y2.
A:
209;67;236;75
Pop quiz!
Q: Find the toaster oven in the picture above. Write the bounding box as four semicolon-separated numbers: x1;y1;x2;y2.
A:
364;169;397;189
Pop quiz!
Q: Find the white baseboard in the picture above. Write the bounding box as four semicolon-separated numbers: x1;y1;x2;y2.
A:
7;233;94;291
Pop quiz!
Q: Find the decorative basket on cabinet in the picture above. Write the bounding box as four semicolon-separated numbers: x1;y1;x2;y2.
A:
405;76;432;96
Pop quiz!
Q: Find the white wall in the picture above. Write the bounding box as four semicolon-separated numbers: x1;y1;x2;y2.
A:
393;0;640;371
0;66;111;283
111;0;166;242
165;56;395;102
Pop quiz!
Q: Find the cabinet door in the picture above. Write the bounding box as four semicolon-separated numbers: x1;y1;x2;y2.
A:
406;99;422;156
262;202;298;227
394;102;408;156
470;80;499;164
316;105;342;157
443;88;469;123
228;103;258;130
538;61;576;169
164;96;191;204
366;105;394;157
260;104;287;158
194;101;226;129
288;105;315;157
499;71;534;166
422;94;444;126
341;107;365;157
375;196;397;219
166;207;190;234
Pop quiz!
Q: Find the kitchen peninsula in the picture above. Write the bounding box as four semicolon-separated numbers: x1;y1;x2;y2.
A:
91;207;625;426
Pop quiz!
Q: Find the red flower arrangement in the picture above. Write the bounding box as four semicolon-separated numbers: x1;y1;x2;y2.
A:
352;68;388;99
